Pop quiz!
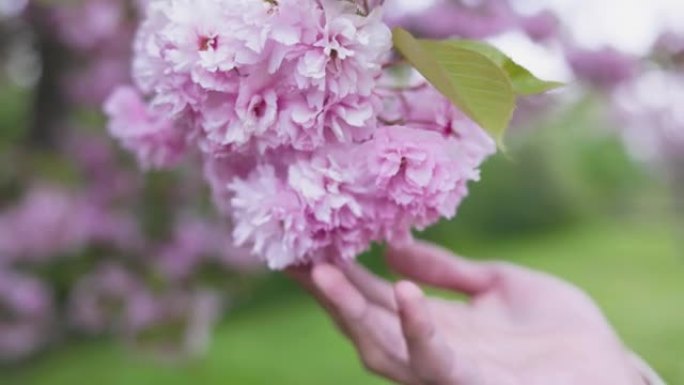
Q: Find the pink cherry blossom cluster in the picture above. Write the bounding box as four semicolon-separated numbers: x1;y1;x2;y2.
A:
106;0;496;269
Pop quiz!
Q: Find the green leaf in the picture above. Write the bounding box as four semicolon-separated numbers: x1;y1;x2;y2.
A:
392;28;516;145
444;39;564;96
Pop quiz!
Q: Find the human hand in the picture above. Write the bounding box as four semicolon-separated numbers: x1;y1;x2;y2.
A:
288;241;648;385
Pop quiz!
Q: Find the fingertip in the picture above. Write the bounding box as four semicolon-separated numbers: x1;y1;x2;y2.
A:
387;239;418;253
388;241;496;296
394;281;432;336
334;259;356;277
340;262;398;312
403;240;446;260
387;239;428;255
311;263;340;292
312;263;367;319
284;265;312;282
386;240;414;263
385;240;440;275
394;283;455;382
394;280;424;305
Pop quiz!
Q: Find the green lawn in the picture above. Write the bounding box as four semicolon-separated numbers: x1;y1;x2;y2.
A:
4;218;684;385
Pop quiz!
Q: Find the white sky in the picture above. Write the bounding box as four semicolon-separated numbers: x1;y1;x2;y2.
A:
393;0;684;54
0;0;27;18
391;0;684;82
513;0;684;54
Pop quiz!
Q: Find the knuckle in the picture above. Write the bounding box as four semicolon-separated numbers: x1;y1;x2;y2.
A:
412;358;456;385
350;300;370;323
341;297;369;325
405;318;435;341
415;370;448;385
489;261;515;277
414;365;440;384
359;348;387;373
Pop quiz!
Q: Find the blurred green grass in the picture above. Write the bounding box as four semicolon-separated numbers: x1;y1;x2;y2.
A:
4;217;683;385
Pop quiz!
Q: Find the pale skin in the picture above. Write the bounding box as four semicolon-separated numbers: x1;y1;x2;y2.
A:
288;241;647;385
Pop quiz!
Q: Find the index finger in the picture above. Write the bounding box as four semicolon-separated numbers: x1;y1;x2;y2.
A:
386;241;497;296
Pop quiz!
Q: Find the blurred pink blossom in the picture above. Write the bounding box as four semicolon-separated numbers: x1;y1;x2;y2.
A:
105;86;189;169
0;270;54;361
567;47;639;89
124;289;223;359
0;186;143;264
68;263;144;334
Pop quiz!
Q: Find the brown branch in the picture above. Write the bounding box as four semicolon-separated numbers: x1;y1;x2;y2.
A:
26;6;69;149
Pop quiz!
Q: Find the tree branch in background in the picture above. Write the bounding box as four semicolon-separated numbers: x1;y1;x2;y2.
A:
26;5;68;149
